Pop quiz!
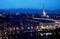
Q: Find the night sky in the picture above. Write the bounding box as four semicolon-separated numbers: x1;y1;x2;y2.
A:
0;0;60;10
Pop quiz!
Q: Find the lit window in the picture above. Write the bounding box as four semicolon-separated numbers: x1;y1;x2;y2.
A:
28;26;30;29
31;26;33;29
10;28;12;31
21;27;24;30
16;27;19;30
13;27;15;30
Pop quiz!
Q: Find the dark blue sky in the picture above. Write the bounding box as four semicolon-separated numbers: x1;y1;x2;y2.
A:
0;0;60;10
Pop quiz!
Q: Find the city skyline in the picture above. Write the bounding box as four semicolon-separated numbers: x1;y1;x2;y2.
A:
0;0;60;10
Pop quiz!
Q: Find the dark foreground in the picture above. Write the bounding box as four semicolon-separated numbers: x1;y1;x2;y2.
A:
1;30;60;39
8;33;60;39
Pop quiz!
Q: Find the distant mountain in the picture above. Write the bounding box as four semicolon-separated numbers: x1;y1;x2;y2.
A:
0;9;41;14
0;8;60;14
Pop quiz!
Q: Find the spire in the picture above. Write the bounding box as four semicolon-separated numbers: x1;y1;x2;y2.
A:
42;6;49;18
42;6;46;16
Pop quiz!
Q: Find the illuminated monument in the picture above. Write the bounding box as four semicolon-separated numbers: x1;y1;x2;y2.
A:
42;7;46;16
41;7;49;18
32;7;55;23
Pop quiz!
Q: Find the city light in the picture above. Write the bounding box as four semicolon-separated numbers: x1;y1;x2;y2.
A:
41;26;44;29
28;26;30;29
13;27;15;30
9;28;12;31
21;27;24;30
0;7;60;39
16;27;19;30
31;26;33;29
